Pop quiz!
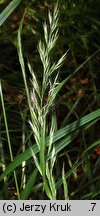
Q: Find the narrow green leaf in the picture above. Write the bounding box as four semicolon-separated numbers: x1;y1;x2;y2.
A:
62;165;69;200
83;139;100;155
56;139;100;189
56;156;87;189
20;169;37;200
50;118;99;159
53;109;100;142
30;147;42;176
0;0;22;26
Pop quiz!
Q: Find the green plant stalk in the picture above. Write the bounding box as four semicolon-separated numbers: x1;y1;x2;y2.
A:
66;153;78;180
37;4;59;197
17;16;50;196
17;21;30;106
62;165;69;200
40;122;46;177
0;80;20;200
21;116;26;189
39;111;53;198
0;133;8;196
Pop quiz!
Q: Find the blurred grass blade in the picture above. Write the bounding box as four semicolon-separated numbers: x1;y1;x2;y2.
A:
0;0;22;26
0;144;39;182
0;80;20;199
62;165;69;200
53;118;99;156
20;169;37;200
53;109;100;143
56;156;87;189
17;17;32;117
83;140;100;154
56;139;100;189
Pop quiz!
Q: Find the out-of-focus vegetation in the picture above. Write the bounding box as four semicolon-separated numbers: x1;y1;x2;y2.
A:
0;0;100;200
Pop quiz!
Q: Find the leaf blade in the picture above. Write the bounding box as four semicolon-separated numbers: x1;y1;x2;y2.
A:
0;0;22;26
